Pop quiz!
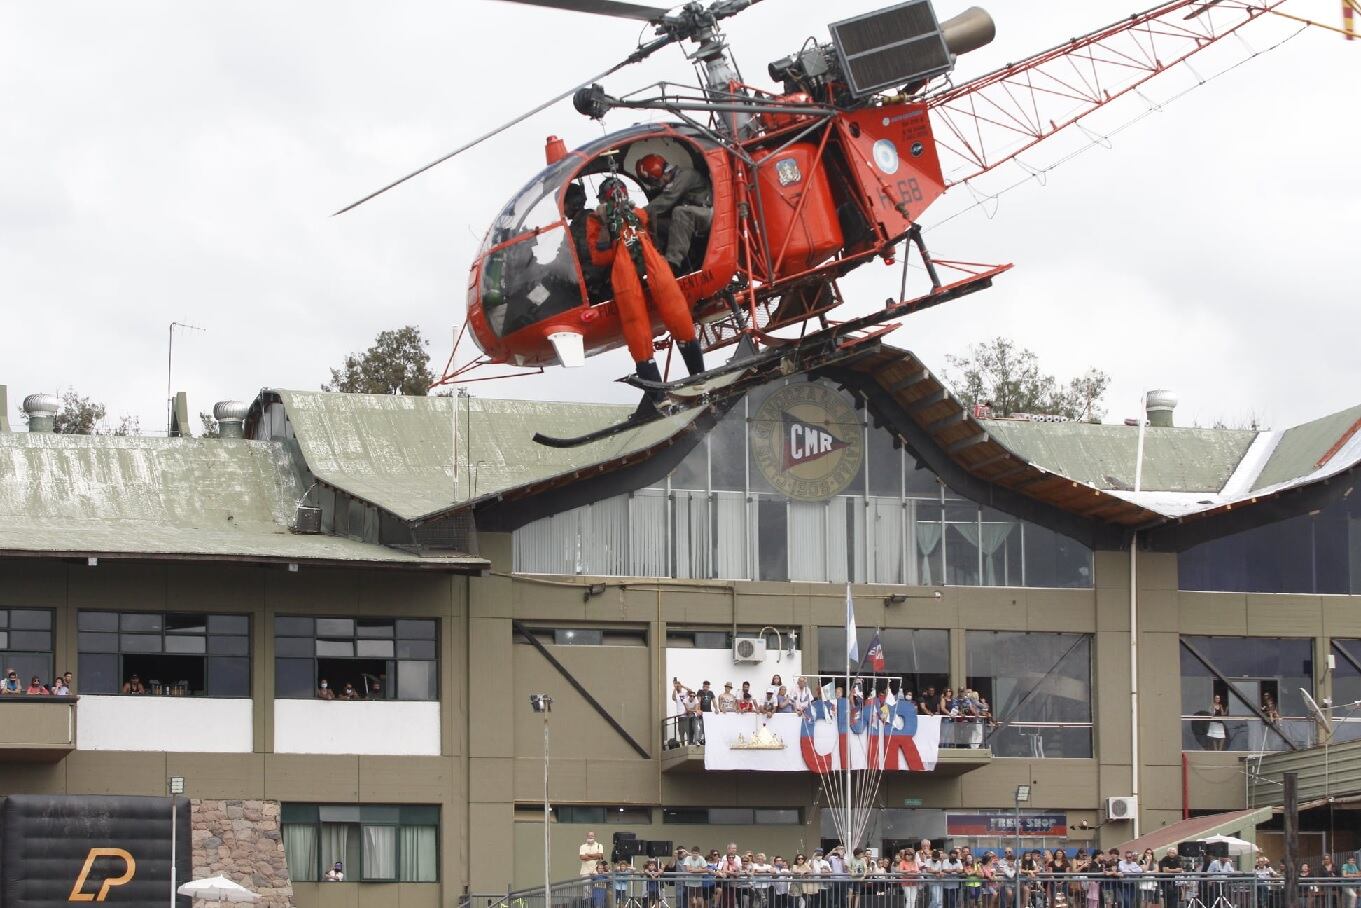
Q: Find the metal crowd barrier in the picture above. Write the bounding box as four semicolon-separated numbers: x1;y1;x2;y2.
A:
471;872;1361;908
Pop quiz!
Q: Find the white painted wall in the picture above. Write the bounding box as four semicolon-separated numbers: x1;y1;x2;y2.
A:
665;648;805;704
272;700;441;755
78;695;253;752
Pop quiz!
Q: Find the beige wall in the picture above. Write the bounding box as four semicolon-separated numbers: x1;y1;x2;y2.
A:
4;536;1361;902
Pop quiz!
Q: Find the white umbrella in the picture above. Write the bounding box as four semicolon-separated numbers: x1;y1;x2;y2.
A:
1203;835;1259;856
177;875;261;903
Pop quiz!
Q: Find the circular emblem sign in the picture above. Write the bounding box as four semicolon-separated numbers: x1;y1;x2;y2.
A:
872;139;900;175
751;384;864;502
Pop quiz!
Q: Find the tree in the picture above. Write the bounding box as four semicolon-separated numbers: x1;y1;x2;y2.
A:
942;338;1111;421
199;412;220;438
52;389;106;434
323;326;434;395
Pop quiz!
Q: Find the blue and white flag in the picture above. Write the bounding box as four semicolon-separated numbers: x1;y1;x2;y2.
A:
845;583;859;664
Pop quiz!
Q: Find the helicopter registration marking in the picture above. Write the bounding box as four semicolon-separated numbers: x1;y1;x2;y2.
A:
872;139;900;175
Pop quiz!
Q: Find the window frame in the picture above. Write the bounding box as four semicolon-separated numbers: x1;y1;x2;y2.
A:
0;608;55;689
281;804;439;883
273;615;440;701
75;609;251;698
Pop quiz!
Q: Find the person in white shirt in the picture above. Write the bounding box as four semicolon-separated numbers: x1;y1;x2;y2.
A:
810;850;832;908
751;854;773;908
995;850;1016;908
793;677;815;716
670;679;696;746
580;832;606;876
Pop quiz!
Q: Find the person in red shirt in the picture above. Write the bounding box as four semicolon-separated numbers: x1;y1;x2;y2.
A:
586;176;705;395
26;676;50;695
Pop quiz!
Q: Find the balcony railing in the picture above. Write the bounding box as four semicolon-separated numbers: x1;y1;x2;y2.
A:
0;695;77;761
1181;715;1316;753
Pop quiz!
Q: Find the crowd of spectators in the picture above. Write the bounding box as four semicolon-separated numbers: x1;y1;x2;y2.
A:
666;676;994;749
577;836;1361;908
0;668;72;696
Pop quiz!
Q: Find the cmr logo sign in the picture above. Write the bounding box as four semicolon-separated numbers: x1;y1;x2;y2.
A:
68;848;137;902
752;383;864;501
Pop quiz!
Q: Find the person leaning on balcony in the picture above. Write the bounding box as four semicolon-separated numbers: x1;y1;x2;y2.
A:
325;862;344;882
317;679;335;700
1341;855;1358;908
25;675;49;695
339;682;360;701
121;674;146;695
792;677;814;716
580;831;606;876
717;682;739;713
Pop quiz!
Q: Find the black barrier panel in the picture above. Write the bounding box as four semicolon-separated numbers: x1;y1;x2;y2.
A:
0;794;191;908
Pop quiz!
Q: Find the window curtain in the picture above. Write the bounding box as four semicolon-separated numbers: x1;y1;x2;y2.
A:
399;826;438;882
319;823;351;878
870;498;903;585
628;490;668;577
362;825;398;880
957;522;1015;585
915;523;943;585
583;496;628;576
713;492;746;580
789;501;828;581
283;824;319;882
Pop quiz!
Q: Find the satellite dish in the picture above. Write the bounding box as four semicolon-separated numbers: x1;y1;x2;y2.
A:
1301;688;1333;741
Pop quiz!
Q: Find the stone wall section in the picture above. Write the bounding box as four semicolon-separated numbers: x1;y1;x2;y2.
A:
191;799;294;908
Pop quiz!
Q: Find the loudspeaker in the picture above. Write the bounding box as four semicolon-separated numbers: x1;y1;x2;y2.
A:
1205;841;1230;859
1178;840;1206;859
647;840;675;858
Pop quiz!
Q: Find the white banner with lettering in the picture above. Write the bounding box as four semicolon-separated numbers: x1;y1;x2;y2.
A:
700;707;941;772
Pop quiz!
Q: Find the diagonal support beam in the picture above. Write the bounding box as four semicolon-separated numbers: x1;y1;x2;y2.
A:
513;620;651;759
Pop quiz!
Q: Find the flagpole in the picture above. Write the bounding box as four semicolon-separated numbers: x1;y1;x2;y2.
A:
844;583;853;853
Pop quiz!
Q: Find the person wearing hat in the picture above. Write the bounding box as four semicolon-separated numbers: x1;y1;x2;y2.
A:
717;682;739;713
586;176;705;397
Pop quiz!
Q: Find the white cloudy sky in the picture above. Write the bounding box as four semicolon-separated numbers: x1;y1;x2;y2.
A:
1;0;1356;434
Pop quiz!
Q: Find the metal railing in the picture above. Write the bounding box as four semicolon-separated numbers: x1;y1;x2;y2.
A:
1181;716;1316;752
467;871;1361;908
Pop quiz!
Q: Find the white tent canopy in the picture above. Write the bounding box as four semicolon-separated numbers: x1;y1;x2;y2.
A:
1203;834;1259;856
177;875;260;903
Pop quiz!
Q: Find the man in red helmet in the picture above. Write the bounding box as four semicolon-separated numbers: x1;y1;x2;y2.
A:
586;177;705;391
634;153;713;274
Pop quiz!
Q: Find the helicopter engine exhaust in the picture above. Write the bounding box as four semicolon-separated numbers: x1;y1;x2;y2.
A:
940;7;996;58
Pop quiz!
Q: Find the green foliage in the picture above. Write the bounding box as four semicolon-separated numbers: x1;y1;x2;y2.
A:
52;389;106;434
323;325;435;396
943;338;1111;421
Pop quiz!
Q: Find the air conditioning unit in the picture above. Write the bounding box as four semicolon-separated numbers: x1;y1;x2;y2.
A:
1106;796;1137;821
732;637;767;663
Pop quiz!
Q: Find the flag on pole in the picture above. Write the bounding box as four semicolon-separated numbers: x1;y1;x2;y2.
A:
866;631;886;672
845;583;859;663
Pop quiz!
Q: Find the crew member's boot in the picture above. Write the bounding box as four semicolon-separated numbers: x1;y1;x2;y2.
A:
678;339;706;376
633;359;665;418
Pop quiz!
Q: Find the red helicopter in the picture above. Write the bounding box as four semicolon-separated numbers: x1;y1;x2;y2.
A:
338;0;1303;444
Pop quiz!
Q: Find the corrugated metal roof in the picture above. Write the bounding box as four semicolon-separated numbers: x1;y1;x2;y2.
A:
0;432;480;568
276;390;702;521
1253;403;1361;491
983;420;1257;493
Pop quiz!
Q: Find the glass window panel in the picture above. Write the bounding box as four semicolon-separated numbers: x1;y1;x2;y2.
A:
866;425;902;498
362;826;398;880
396;640;436;660
120;613;163;632
357;639;395;658
607;808;652;824
6;653;53;688
0;612;7;628
165;635;207;654
78;632;118;653
399;806;440;826
0;631;6;649
753;809;801;825
710;406;747;492
208;635;249;656
552;629;602;646
120;634;161;653
275;616;314;637
79;611;118;632
905;464;942;497
316;618;354;637
207;657;250;697
397;661;437;700
396;620;436;640
79;653;119;694
6;630;49;651
208;615;249;635
274;637;313;658
399;826;438;882
987;724;1093;758
283;824;319;882
966;632;1093;729
9;610;51;630
1022;522;1092;589
709;809;754;825
275;658;316;698
757;498;788;582
319;805;363;823
356;619;395;638
316;640;354;658
671;437;708;491
166;613;207;634
945;524;980;586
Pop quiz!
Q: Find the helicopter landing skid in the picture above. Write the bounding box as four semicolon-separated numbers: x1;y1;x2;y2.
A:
532;268;1002;449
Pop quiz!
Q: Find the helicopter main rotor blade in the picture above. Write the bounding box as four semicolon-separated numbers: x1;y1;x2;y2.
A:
332;36;670;217
490;0;672;23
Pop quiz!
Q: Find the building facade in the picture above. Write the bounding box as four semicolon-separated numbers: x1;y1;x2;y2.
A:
2;350;1359;905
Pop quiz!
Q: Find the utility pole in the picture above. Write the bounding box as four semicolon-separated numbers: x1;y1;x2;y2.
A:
166;322;204;436
1284;771;1299;908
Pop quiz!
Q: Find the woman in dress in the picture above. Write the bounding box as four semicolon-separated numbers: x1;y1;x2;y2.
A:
1207;695;1228;751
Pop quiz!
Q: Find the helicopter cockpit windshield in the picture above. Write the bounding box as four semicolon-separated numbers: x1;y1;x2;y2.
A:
479;156;584;339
